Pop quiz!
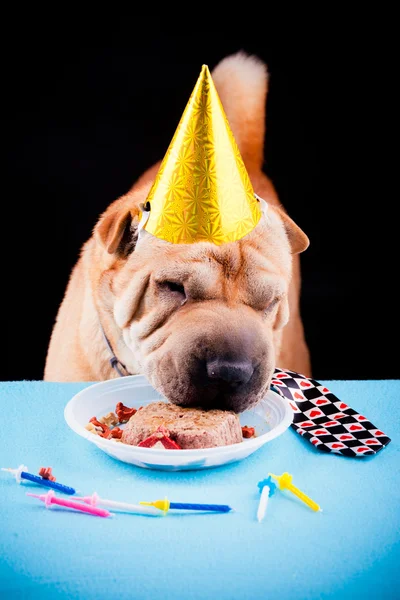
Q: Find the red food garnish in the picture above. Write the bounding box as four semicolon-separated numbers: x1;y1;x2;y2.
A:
38;467;56;481
242;426;255;438
89;417;111;438
137;425;182;449
158;437;182;449
115;402;137;423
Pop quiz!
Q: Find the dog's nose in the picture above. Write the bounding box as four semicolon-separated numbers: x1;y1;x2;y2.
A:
206;358;254;386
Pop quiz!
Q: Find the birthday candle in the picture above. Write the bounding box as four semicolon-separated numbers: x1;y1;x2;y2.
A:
269;472;322;512
140;497;233;514
257;477;276;522
2;465;76;495
74;492;161;516
27;490;111;517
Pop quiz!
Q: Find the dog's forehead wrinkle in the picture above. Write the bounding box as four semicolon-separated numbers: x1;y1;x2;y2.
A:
209;245;240;270
145;238;287;305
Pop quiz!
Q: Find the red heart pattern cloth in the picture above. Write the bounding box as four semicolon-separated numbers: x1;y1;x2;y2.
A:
271;368;391;457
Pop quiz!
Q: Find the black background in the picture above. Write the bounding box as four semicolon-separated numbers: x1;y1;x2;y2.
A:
5;17;398;382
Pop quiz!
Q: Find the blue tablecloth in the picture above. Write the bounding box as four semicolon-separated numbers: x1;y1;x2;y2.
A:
1;380;399;600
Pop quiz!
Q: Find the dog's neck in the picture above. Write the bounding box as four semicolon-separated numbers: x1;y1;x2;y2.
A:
78;263;138;380
94;307;142;379
99;321;132;377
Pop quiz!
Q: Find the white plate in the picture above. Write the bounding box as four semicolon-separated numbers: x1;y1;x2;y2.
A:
64;375;293;471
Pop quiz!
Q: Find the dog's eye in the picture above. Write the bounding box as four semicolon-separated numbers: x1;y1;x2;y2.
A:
159;281;186;297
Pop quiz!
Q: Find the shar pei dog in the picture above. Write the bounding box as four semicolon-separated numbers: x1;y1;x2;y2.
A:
45;52;310;413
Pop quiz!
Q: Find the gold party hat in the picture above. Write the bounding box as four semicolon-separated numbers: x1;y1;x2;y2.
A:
143;64;261;244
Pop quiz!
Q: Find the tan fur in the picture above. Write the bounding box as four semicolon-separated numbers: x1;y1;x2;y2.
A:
45;52;311;408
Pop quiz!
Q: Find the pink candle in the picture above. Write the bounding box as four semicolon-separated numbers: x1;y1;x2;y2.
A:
27;490;112;518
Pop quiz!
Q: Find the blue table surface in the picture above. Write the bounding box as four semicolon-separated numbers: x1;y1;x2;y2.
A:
0;379;399;600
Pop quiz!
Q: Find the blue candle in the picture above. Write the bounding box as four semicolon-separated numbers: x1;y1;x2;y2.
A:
140;497;234;513
169;502;232;512
2;464;76;495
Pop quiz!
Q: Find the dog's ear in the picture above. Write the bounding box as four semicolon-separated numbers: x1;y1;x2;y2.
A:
95;197;140;255
273;205;310;254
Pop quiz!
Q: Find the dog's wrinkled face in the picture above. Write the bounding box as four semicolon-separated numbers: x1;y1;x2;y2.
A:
96;202;303;413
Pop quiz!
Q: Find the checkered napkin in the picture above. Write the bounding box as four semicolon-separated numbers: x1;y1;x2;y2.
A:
271;368;391;457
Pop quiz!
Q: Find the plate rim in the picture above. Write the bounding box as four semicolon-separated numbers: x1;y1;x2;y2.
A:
64;374;293;457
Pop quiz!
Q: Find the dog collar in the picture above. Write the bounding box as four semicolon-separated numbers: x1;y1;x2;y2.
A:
100;322;131;377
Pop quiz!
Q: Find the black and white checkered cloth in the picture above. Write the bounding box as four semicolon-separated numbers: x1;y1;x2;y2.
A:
271;368;391;457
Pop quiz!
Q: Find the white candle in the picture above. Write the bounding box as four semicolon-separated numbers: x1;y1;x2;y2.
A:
75;492;161;516
257;485;270;522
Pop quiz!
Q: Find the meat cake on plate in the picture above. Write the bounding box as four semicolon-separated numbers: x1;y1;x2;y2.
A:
121;401;243;449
